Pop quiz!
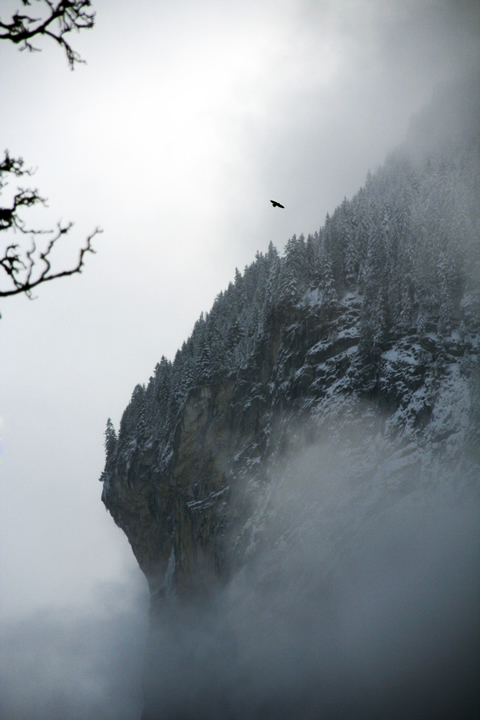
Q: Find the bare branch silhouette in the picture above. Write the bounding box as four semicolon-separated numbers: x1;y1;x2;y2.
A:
0;0;96;69
0;4;99;306
0;150;101;299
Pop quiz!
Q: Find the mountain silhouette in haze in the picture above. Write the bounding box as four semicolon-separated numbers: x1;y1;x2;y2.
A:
101;74;480;720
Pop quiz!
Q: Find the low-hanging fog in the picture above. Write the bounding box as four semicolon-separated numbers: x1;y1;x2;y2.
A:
0;572;149;720
142;434;480;719
1;0;479;718
3;435;479;719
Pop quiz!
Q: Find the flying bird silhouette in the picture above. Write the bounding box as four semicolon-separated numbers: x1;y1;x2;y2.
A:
270;200;284;208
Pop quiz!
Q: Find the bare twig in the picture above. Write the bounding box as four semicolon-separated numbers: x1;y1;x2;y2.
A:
0;1;96;69
1;150;101;299
0;4;100;304
0;224;102;298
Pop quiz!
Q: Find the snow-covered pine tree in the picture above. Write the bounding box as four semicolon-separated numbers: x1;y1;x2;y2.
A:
437;251;454;336
359;211;388;362
278;234;307;307
320;247;338;314
104;418;117;458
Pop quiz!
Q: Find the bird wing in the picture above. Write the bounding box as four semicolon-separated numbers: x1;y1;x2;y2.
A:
270;200;285;208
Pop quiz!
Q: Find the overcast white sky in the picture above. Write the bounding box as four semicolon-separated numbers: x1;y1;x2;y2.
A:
0;0;478;625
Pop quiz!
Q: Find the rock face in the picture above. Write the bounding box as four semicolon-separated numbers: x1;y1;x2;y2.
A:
100;75;480;720
101;289;479;607
101;76;480;604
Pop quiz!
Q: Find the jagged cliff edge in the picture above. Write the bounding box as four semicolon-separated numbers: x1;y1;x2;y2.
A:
100;77;480;610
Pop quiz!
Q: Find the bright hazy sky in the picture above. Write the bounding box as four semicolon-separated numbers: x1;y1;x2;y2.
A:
0;0;479;623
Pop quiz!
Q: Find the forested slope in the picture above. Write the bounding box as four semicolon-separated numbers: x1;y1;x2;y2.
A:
100;75;480;604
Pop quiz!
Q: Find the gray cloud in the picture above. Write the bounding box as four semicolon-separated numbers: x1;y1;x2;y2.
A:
0;576;148;720
142;456;480;719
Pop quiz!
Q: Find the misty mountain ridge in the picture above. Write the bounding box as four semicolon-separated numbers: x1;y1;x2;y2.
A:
100;77;480;719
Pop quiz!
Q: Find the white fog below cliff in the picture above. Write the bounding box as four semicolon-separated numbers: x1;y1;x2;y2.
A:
142;433;480;720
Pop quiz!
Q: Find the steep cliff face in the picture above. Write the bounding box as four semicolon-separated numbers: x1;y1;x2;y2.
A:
102;288;479;607
98;73;480;720
100;76;480;610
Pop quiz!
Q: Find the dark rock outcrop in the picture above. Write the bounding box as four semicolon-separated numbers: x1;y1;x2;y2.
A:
100;75;480;720
102;289;479;607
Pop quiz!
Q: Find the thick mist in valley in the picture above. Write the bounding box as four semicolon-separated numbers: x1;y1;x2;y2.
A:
142;435;480;719
3;443;479;719
0;574;148;720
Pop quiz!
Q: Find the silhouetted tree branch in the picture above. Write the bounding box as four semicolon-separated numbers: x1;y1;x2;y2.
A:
0;3;99;305
0;0;95;69
0;151;101;298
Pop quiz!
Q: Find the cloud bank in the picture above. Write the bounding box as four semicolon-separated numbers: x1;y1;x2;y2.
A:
142;442;480;719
